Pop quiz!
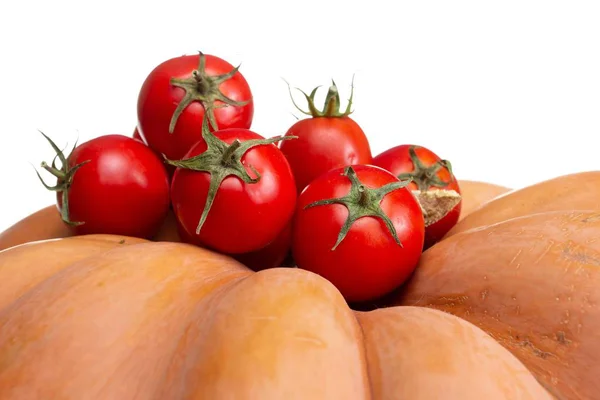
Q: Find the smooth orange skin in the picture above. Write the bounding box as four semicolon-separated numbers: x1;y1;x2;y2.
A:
391;210;600;400
447;171;600;237
0;236;550;399
0;206;75;251
457;179;511;221
0;206;181;252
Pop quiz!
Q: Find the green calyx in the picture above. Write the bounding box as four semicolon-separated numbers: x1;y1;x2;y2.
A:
169;51;250;133
397;145;454;191
285;75;355;118
304;166;411;251
165;117;296;236
34;131;89;226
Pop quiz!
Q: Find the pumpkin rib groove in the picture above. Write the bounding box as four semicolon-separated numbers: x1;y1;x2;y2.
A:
153;270;254;399
0;241;253;398
446;171;600;238
353;312;375;400
391;210;600;399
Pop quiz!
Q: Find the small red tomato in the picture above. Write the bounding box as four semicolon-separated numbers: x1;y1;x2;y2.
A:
35;133;171;239
292;164;425;303
137;51;254;161
176;217;293;271
168;119;297;255
279;79;372;193
233;222;293;271
132;127;144;143
373;144;461;249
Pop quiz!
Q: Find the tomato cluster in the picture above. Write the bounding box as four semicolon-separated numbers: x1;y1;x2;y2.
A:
35;51;461;303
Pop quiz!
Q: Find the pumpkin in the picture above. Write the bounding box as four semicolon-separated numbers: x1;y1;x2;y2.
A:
456;179;511;221
0;205;74;252
390;210;600;400
0;235;551;399
0;205;180;252
447;171;600;238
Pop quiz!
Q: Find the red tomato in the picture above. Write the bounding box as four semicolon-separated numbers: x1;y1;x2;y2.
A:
279;80;372;193
169;124;297;255
176;217;293;271
372;144;461;249
137;51;253;161
291;164;425;303
35;133;171;238
132;127;144;143
233;222;293;271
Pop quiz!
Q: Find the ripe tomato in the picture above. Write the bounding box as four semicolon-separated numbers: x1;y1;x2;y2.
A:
291;164;425;303
168;121;297;254
175;217;292;271
279;80;372;193
233;222;293;271
137;51;254;161
132;127;144;143
35;133;171;238
373;144;461;249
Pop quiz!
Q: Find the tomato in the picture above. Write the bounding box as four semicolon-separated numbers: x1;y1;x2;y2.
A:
279;79;372;193
168;120;297;254
35;133;171;238
291;164;425;303
233;222;293;271
137;51;254;161
372;144;461;249
132;127;144;143
174;215;292;271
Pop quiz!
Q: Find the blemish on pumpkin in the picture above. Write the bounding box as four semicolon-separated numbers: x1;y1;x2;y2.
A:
480;289;489;300
556;331;572;345
515;336;555;360
581;213;600;223
561;247;600;266
118;239;126;244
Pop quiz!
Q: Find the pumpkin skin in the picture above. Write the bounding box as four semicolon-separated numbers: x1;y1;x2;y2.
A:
0;205;180;252
456;180;511;221
0;205;74;251
0;236;550;399
390;210;600;400
447;171;600;238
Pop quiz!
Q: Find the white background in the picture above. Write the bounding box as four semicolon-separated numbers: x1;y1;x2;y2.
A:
0;0;599;232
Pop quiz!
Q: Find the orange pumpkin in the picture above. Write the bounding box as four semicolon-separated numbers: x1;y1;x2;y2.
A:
0;235;551;399
456;179;511;221
447;171;600;238
390;210;600;399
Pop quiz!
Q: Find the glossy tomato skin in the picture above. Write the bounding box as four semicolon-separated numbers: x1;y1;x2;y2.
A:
233;222;293;271
373;144;461;249
137;53;254;161
171;128;297;255
132;127;144;143
59;135;171;238
279;116;372;194
291;165;425;303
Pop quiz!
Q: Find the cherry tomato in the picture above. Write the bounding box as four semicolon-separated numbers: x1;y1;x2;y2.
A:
233;222;293;271
373;144;461;249
291;164;425;303
132;127;144;143
137;51;253;161
279;79;372;193
35;133;170;238
169;121;297;255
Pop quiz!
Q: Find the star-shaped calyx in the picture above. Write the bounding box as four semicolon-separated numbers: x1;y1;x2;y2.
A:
169;51;250;133
285;76;355;118
304;166;412;251
34;131;89;226
164;117;296;235
397;145;454;191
